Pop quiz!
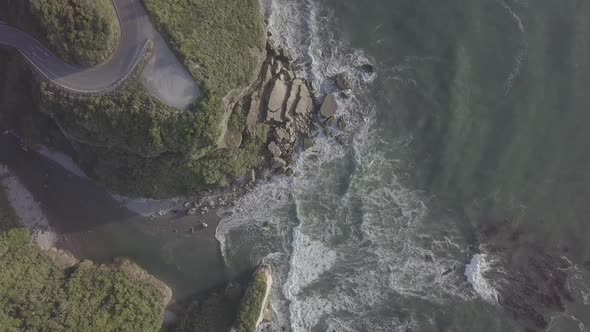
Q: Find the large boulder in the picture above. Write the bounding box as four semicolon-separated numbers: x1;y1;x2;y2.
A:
266;79;288;123
275;128;289;141
320;94;338;119
295;84;313;115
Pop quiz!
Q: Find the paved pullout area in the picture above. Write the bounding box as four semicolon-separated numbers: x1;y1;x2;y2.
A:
0;0;199;108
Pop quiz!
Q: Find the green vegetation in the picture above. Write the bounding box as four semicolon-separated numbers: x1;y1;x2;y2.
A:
41;74;266;197
142;0;266;99
0;191;165;332
0;0;120;66
235;268;269;332
0;0;269;197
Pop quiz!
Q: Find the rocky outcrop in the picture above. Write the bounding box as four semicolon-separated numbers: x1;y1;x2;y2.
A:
230;38;318;177
234;264;273;332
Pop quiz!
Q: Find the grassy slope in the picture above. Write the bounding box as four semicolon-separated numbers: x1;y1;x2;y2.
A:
0;0;120;66
142;0;265;99
0;190;165;332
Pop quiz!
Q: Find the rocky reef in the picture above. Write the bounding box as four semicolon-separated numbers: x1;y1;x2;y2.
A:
474;219;578;331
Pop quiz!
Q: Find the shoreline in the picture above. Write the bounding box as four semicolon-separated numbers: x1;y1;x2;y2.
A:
0;133;229;301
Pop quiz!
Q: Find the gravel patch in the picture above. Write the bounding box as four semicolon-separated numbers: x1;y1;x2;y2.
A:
141;28;201;110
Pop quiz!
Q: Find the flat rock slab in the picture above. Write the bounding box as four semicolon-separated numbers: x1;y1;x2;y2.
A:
320;94;338;118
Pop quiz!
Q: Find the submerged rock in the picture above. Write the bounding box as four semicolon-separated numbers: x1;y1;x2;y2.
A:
359;63;375;74
303;138;314;151
337;117;347;131
334;72;352;90
324;116;337;127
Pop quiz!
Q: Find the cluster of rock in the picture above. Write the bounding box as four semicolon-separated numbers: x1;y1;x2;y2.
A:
241;41;316;176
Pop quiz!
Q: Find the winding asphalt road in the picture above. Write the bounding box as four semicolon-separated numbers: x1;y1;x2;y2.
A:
0;0;151;93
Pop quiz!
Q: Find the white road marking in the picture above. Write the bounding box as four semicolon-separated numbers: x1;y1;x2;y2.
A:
0;0;153;94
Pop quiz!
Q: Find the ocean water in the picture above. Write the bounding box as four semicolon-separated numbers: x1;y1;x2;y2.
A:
217;0;590;331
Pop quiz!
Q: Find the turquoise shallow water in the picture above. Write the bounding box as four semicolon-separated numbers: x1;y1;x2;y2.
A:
217;0;590;330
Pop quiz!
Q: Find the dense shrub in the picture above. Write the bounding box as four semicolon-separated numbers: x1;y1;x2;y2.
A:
142;0;266;99
0;0;120;66
0;193;164;332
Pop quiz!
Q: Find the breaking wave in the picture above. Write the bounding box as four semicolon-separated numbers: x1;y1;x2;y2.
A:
465;254;500;304
216;0;477;330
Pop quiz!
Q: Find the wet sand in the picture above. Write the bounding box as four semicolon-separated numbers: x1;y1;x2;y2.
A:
0;134;228;300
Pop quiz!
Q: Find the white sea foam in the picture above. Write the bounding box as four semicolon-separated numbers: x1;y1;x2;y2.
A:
216;1;472;331
497;0;527;95
465;254;499;304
